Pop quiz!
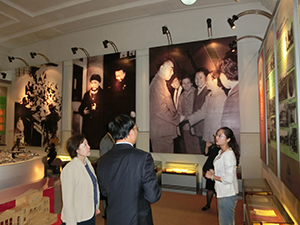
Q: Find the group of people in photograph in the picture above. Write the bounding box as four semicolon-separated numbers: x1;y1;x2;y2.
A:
150;51;240;154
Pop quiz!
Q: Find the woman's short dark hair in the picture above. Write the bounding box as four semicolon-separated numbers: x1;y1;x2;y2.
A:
218;57;238;81
217;127;240;165
108;114;135;141
66;134;85;158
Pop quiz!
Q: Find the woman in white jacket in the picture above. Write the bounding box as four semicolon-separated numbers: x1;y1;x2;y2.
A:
61;134;100;225
205;127;240;225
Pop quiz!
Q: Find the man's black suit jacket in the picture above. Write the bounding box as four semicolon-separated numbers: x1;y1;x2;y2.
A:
97;143;161;225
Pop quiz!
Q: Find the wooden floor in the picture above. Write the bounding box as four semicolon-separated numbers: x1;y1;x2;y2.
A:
96;191;244;225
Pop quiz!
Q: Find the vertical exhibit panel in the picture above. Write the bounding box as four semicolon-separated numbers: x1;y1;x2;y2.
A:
276;0;300;200
265;23;278;175
258;48;266;164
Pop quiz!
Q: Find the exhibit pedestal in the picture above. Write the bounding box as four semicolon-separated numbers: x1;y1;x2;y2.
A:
161;162;198;195
0;155;45;190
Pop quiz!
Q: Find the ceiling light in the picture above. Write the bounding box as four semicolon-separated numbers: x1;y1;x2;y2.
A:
181;0;197;6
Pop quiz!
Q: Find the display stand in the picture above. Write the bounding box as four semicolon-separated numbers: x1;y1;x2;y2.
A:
245;195;294;224
161;162;198;195
243;178;273;223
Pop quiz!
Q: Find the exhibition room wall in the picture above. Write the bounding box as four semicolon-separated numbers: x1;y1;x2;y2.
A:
2;1;298;222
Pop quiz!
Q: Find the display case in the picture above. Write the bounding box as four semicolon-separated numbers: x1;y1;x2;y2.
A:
243;178;273;222
245;195;294;225
243;178;273;198
154;160;162;185
161;162;198;195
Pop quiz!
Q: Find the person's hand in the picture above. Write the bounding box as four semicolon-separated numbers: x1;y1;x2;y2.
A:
96;209;101;215
209;169;214;175
205;170;212;179
206;141;212;148
83;107;90;115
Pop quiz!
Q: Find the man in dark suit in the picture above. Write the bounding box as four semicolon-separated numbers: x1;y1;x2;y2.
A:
150;57;180;153
97;114;161;225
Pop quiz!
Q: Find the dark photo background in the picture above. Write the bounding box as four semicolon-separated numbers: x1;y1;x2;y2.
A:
72;51;136;149
149;36;239;154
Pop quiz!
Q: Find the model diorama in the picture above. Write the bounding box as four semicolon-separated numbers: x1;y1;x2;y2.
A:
0;188;58;225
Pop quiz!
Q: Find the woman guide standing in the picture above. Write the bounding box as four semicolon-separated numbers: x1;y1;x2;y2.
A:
205;127;240;225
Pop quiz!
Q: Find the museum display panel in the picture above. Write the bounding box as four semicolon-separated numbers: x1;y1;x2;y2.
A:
161;162;198;194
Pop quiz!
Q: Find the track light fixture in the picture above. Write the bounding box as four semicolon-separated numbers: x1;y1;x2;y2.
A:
30;52;50;63
71;47;90;58
228;35;263;52
102;40;119;53
162;26;173;45
1;72;6;79
8;56;29;66
227;9;272;29
206;18;212;38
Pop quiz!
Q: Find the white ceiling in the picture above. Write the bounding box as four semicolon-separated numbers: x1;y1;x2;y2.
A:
0;0;278;51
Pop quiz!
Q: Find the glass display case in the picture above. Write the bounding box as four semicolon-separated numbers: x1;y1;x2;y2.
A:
245;195;294;224
243;178;273;197
243;178;273;222
161;162;198;194
154;160;162;185
162;162;198;175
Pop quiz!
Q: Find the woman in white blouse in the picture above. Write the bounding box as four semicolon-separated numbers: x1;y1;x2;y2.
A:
205;127;240;225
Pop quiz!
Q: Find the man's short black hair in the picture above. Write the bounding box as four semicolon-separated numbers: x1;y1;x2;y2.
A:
108;114;135;141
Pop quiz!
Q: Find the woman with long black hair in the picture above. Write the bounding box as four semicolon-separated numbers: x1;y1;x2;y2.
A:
205;127;240;225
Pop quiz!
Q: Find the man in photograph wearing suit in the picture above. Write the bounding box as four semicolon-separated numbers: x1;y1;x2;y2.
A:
97;114;161;225
150;57;180;153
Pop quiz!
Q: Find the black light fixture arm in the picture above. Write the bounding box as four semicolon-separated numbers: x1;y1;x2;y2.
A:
30;52;51;63
102;40;119;53
71;47;90;57
8;56;29;66
162;26;173;45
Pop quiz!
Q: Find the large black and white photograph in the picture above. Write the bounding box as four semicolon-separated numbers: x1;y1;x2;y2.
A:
72;52;136;149
14;64;62;147
149;36;239;154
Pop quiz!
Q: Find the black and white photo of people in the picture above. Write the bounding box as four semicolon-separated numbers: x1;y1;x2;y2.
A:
14;63;62;147
149;36;240;154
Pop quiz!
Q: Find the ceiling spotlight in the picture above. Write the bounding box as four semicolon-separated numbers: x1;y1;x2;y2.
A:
30;52;50;63
228;35;263;52
8;56;29;66
227;15;238;29
102;40;119;53
206;18;212;38
1;72;7;79
71;47;90;58
229;40;237;52
227;10;272;30
181;0;197;5
162;26;173;45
